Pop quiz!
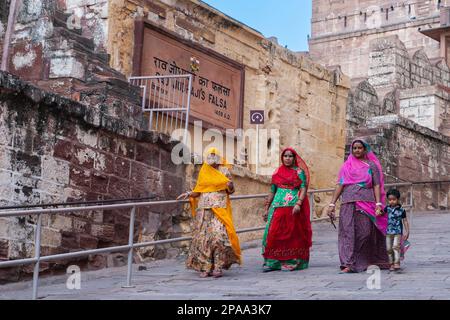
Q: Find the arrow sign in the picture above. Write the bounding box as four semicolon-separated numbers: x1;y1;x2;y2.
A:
250;110;265;124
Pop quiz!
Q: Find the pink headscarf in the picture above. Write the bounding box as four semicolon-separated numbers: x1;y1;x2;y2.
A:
338;139;387;234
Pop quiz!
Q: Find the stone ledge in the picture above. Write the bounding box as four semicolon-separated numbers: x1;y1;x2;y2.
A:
309;16;440;44
399;85;450;100
0;71;177;151
366;114;450;144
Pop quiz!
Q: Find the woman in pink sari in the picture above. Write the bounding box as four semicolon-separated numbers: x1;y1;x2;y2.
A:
327;139;389;273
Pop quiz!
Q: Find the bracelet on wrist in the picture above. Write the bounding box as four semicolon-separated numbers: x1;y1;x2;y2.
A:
376;203;383;206
329;203;336;207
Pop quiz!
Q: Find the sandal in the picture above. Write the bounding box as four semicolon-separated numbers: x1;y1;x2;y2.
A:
281;264;296;272
262;265;277;273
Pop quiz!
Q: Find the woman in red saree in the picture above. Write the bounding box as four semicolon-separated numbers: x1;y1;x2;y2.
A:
262;148;312;272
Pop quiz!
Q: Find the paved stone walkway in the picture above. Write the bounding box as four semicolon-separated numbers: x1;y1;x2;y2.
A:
1;212;450;300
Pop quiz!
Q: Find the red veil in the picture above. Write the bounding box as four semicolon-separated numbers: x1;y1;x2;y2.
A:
271;147;310;190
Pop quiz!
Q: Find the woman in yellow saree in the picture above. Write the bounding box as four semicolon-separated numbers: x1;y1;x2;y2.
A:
177;147;242;278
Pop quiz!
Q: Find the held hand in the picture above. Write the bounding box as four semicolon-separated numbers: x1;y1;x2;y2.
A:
375;205;383;216
226;181;234;190
327;206;336;220
403;233;409;241
292;204;301;215
262;210;269;222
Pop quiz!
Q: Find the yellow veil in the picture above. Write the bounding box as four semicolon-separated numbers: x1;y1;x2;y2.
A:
189;147;242;264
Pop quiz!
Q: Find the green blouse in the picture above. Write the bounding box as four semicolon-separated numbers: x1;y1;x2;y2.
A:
270;169;307;208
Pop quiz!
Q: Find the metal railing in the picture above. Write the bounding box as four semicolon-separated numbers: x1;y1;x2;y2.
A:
128;74;192;144
0;181;446;299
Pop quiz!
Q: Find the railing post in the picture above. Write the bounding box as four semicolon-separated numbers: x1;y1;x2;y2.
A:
32;213;43;300
309;193;314;221
183;75;192;145
409;185;414;228
123;206;136;288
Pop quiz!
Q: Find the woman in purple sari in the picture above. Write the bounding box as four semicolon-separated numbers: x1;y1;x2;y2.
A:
327;139;389;273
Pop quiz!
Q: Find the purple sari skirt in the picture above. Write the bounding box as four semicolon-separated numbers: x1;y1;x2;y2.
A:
338;202;389;272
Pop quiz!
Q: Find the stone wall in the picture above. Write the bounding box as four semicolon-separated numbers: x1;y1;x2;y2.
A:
0;71;188;282
363;115;450;210
107;0;350;190
369;36;450;134
0;70;273;282
346;76;450;209
309;0;444;80
311;0;445;38
400;86;450;131
63;0;109;51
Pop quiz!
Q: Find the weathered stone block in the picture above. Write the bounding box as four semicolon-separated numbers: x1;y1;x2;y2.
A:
60;231;80;249
72;145;96;169
93;152;114;174
0;240;9;260
41;156;70;185
135;143;159;168
49;215;73;232
91;223;114;241
53;139;74;162
114;156;130;179
49;56;86;81
41;228;62;248
73;217;91;233
90;172;108;194
79;234;98;249
107;176;130;198
69;166;91;189
10;43;44;80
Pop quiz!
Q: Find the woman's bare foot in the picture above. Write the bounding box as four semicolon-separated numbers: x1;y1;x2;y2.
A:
393;263;401;270
389;265;395;271
339;267;353;273
212;270;223;278
200;271;210;278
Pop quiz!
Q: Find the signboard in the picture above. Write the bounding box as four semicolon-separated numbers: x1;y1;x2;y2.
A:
133;21;245;130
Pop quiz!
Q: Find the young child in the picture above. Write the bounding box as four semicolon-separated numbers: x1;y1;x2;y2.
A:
384;189;410;271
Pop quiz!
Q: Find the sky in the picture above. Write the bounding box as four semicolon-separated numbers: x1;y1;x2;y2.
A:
201;0;312;52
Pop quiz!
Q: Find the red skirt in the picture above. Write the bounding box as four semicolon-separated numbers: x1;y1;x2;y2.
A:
263;199;312;261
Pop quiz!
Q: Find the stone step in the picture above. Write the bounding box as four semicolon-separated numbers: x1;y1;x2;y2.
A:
51;26;96;53
352;127;381;137
48;33;110;71
86;62;126;82
81;77;141;105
